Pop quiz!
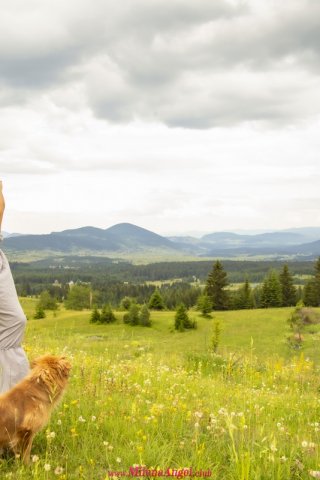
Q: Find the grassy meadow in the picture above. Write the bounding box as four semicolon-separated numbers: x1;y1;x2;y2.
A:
2;299;320;479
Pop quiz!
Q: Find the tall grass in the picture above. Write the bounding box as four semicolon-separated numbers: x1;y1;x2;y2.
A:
1;301;320;479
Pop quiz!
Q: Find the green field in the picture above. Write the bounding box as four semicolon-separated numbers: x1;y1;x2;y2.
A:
2;300;320;479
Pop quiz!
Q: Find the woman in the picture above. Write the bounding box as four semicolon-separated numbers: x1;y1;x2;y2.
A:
0;181;29;393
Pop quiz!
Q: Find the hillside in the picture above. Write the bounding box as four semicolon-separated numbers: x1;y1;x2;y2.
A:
3;223;320;261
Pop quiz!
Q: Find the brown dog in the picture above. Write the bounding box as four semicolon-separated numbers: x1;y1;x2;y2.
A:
0;354;71;464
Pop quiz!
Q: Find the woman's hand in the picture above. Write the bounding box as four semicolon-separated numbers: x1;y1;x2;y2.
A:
0;181;5;233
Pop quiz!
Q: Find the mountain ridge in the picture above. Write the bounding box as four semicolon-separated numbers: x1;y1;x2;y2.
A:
3;223;320;260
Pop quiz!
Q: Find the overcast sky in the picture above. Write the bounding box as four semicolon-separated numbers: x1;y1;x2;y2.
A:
1;0;320;236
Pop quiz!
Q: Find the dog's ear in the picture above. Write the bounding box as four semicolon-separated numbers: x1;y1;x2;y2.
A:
58;357;72;377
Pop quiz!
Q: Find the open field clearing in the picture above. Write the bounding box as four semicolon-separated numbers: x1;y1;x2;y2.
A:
2;300;320;479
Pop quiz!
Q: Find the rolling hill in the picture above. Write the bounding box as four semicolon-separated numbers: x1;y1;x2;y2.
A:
3;223;320;261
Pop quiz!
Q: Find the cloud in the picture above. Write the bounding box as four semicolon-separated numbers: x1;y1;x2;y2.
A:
0;0;319;128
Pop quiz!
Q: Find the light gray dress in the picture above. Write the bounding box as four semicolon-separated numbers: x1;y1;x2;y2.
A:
0;248;30;394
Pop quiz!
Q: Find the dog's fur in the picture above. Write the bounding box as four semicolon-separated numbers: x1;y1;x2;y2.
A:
0;355;71;464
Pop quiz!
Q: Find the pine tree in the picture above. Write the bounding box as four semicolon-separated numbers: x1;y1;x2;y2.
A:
34;304;46;319
279;264;297;306
205;260;229;310
100;304;116;324
313;257;320;306
260;270;282;308
211;320;221;353
90;307;101;324
235;278;255;309
148;289;165;310
303;257;320;307
196;293;213;317
303;280;317;306
174;304;195;331
139;305;152;327
123;303;140;326
120;296;134;310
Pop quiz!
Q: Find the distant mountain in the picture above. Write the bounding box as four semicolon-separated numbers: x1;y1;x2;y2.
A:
200;231;306;248
2;231;22;239
3;223;320;261
4;223;179;254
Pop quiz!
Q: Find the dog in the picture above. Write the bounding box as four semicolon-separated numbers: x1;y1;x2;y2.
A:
0;354;71;464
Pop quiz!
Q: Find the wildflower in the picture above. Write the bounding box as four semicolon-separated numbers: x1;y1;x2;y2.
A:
108;445;114;451
194;422;200;429
103;441;109;446
47;431;56;439
32;455;39;463
44;464;51;471
78;416;86;423
280;456;287;463
57;420;62;426
270;442;277;453
302;441;309;448
54;466;64;475
116;457;122;463
295;459;304;471
194;411;203;419
91;416;96;422
310;471;320;478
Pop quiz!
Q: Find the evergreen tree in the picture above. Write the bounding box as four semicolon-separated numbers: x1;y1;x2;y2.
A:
303;258;320;307
34;304;46;319
90;307;101;324
313;257;320;306
279;264;297;306
260;270;282;308
196;293;213;317
120;296;134;310
211;320;221;353
139;305;152;327
234;278;255;309
38;290;58;311
123;303;140;326
100;304;116;324
303;280;317;306
148;289;165;310
205;260;229;310
174;304;195;331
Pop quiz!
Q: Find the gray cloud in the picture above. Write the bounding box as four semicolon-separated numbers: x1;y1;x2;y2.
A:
0;0;320;128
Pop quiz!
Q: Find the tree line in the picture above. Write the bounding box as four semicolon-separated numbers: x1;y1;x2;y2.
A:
200;258;320;312
33;257;320;316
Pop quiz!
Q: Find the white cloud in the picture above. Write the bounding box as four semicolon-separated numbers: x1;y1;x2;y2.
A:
1;0;320;235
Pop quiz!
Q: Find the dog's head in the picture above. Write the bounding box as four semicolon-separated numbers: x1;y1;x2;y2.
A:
30;355;72;394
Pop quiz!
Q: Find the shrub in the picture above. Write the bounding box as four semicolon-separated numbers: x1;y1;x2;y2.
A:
100;304;116;324
34;304;46;319
139;305;152;327
90;307;101;324
123;303;140;326
148;289;165;310
174;304;196;331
